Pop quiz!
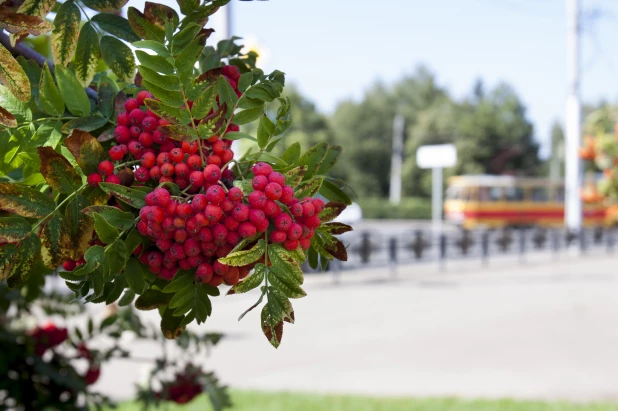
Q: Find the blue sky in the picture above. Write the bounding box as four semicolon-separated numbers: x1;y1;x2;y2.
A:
143;0;618;158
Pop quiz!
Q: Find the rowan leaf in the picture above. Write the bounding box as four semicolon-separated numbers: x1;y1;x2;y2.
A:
65;195;94;260
285;166;307;187
39;63;64;116
93;213;119;245
269;271;307;299
100;35;136;83
17;0;56;18
135;50;174;75
61;115;108;134
323;235;348;261
97;75;118;119
98;182;147;208
51;1;81;67
74;22;100;87
0;183;54;218
0;44;30;102
38;147;82;194
218;240;265;267
81;0;128;12
319;202;347;223
127;7;165;42
40;213;71;269
0;216;31;242
65;129;105;175
268;243;304;285
6;234;40;288
295;177;323;199
54;66;90;116
0;105;16;128
83;206;135;230
105;240;128;275
91;13;139;42
232;106;263;126
229;263;264;295
143;1;179;30
135;289;170;310
321;222;353;235
191;84;217;120
144;98;190;125
141;79;184;106
319;180;352;205
161;306;185;339
0;8;53;36
299;142;328;180
261;304;283;349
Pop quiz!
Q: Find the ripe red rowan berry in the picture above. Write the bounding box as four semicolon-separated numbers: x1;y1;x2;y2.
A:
187;155;202;171
252;162;273;176
198;227;213;242
153;130;166;144
139;132;154;147
268;172;286;186
212;224;228;243
312;198;325;213
232;203;249;221
252;175;268;191
177;203;193;219
196;263;214;283
213;260;229;276
129;108;145;126
97;160;114;176
263;200;281;218
135;167;150;182
221;198;234;212
117;111;130;126
264;182;282;200
227;231;240;245
223;266;240;285
157;152;171;166
169;148;185;163
124;98;139;112
62;260;77;271
184;238;201;257
287;223;303;241
149;166;161;180
207;155;222;166
174;162;190;178
228;187;243;202
209;275;224;287
136;90;153;105
160;163;175;177
274;213;292;231
114;126;131;144
156;238;173;252
238;222;257;238
182;141;199;154
248;190;267;209
191;194;208;211
203;164;221;183
290;203;303;217
174;229;188;243
109;146;125;161
270;230;287;243
130;125;142;138
280;185;295;204
206;185;225;205
204;204;223;222
105;174;121;184
147;251;163;267
141;116;157;132
299;238;311;250
284;239;299;251
303;202;315;217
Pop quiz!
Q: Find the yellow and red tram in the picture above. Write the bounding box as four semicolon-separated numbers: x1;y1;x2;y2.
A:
444;175;606;229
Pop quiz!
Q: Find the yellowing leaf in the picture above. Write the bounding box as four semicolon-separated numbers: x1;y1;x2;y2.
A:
100;35;135;83
74;22;100;87
0;8;53;35
0;104;17;127
81;0;129;12
40;213;71;268
38;147;83;194
17;0;56;18
65;129;105;175
0;44;30;102
0;182;55;218
51;1;81;66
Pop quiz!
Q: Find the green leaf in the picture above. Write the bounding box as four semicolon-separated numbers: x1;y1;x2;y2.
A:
216;75;238;117
74;22;100;87
232;106;263;126
159;124;197;142
229;264;264;295
238;95;265;110
132;40;170;57
97;75;118;119
261;304;284;349
83;206;135;230
94;213;120;244
54;66;90;116
191;84;216;119
105;239;128;275
51;1;81;67
295;178;323;199
172;23;201;53
238;72;253;92
81;0;128;12
161;306;185;339
141;79;185;107
175;35;204;75
138;65;179;90
218;240;265;267
127;7;165;42
224;132;256;142
176;0;199;15
37;147;82;194
135;50;174;75
62;115;109;134
100;36;136;83
124;228;142;254
269;271;307;299
319;180;352;205
121;257;146;294
0;216;31;242
245;84;275;102
5;235;41;288
162;269;195;293
105;275;126;304
257;114;275;149
38;63;64;116
118;289;135;306
0;85;31;124
0;183;54;218
135;289;170;310
256;152;288;168
0;44;30;102
92;13;139;42
65;129;105;175
98;182;147;208
31;120;62;149
316;145;342;175
268;243;304;285
299;142;329;180
17;0;55;17
281;142;301;165
143;2;179;31
321;222;353;235
144;98;190;125
65;195;94;260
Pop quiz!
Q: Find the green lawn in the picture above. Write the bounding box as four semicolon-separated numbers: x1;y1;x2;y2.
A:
114;390;618;411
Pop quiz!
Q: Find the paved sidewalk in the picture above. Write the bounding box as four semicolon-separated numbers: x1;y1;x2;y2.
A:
95;251;618;401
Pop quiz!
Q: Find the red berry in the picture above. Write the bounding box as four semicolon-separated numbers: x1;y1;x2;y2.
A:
287;223;303;241
249;209;266;226
165;200;178;216
142;116;157;132
130;125;142;138
207;155;222;166
280;185;295;204
312;198;325;213
157;152;171;166
109;146;125;161
203;165;221;183
304;215;321;229
231;203;249;221
153;130;166;144
169;242;186;259
114;126;131;144
212;140;227;155
206;185;225;205
195;213;208;227
290;203;303;217
187;155;202;171
128;140;144;157
227;231;241;245
124;98;139;112
224;216;240;231
198;227;213;242
268;172;286;186
302;202;316;217
129;108;145;125
196;263;214;283
284;239;299;251
105;174;121;184
212;224;228;244
188;255;204;267
204;204;223;222
177;203;193;219
274;213;292;231
223;266;240;285
147;251;163;267
209;275;224;287
169;148;185;164
182;141;199;154
140;152;155;169
189;171;205;188
135;167;150;182
184;238;201;257
248;190;267;209
228;187;243;202
139;132;154;147
222;65;240;81
263;200;281;218
174;162;190;178
149;166;161;180
299;238;311;250
174;229;188;243
252;162;273;176
186;216;200;235
191;194;208;212
136;90;153;105
97;160;114;176
156;238;173;251
117;111;130;126
264;182;282;200
252;175;268;191
238;222;257;238
270;230;287;243
255;218;269;233
173;217;186;229
221;198;234;212
62;260;77;271
160;163;175;177
213;260;230;276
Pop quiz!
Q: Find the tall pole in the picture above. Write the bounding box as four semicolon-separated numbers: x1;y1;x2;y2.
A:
221;2;233;39
389;114;405;205
432;167;443;233
565;0;582;232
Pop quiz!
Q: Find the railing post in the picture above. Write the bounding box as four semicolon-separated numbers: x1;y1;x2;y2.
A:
607;228;615;254
439;234;447;272
579;228;586;254
519;228;526;263
481;230;489;266
551;229;560;258
360;232;371;264
389;237;397;279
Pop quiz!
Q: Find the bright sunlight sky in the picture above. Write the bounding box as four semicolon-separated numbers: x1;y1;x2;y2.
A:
148;0;618;158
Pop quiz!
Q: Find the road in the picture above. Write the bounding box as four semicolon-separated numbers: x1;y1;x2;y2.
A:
94;250;618;402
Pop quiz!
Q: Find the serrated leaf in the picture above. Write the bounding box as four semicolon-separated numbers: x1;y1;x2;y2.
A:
0;8;53;36
144;1;179;30
132;39;170;57
268;243;304;285
52;1;81;67
118;289;135;306
0;85;31;123
0;44;30;102
319;202;347;223
74;22;100;87
169;286;193;308
100;35;136;83
0;182;54;218
83;206;135;230
161;307;185;339
216;75;238;116
158;124;197;142
285;166;307;187
218;240;265;267
54;66;90;116
17;0;55;18
61;115;108;134
295;177;323;199
127;7;164;42
316;145;342;175
141;79;184;106
191;84;216;120
299;142;328;181
135;50;174;75
40;213;70;269
98;182;147;208
105;240;128;275
65;195;94;260
0;216;30;242
123;257;146;294
92;13;140;42
135;288;169;310
65;129;105;175
97;75;118;119
38;147;82;194
94;213;119;244
238;71;252;92
322;222;353;235
269;271;307;299
105;275;126;304
246;84;275;102
144;98;190;125
81;0;128;12
5;235;40;287
229;264;264;294
162;269;195;293
0;244;18;282
225;132;256;142
323;235;348;261
172;22;201;52
175;34;204;75
39;63;64;116
229;107;262;126
261;304;283;348
319;180;352;205
138;64;179;90
123;228;142;255
281;142;301;165
0;104;16;128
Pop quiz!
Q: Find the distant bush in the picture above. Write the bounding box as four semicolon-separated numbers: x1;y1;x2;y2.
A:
357;197;432;219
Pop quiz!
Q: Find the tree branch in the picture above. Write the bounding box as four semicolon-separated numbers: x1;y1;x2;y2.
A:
0;31;98;101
